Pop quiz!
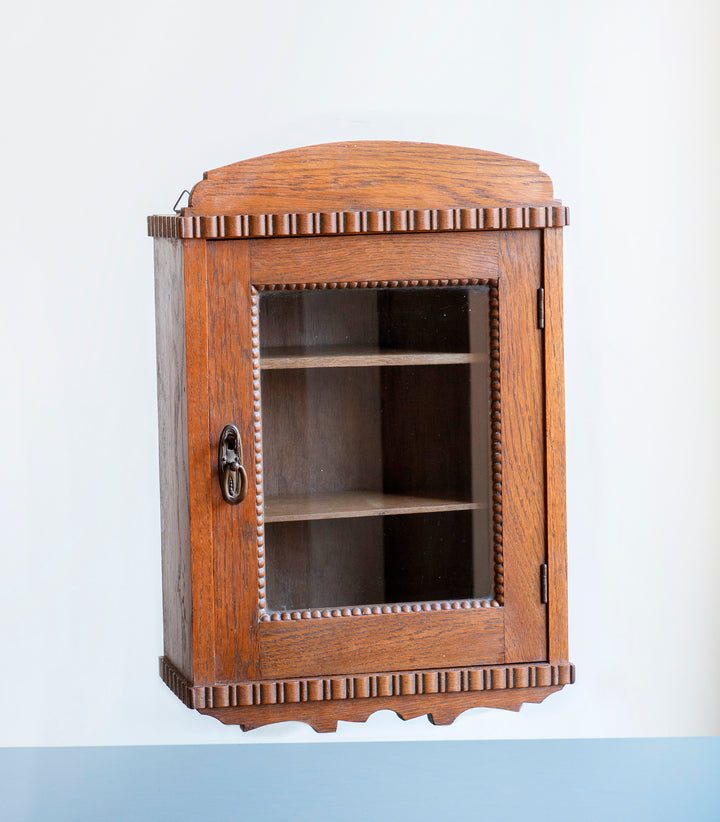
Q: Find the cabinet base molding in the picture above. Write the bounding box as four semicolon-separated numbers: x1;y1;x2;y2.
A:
160;657;574;732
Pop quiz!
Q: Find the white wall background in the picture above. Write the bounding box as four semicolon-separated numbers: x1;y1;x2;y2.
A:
2;0;719;747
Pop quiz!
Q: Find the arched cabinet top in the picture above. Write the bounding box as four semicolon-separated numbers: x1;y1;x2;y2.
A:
148;141;567;239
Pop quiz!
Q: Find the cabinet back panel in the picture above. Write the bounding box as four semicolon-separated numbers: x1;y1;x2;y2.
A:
265;519;384;611
380;363;471;498
383;511;474;604
261;367;383;497
260;289;379;349
378;288;470;351
265;510;491;612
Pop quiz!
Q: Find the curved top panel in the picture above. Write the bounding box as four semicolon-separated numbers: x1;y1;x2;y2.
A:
185;141;558;215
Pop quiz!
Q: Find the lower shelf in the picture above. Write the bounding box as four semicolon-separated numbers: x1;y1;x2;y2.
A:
264;491;485;523
260;345;486;369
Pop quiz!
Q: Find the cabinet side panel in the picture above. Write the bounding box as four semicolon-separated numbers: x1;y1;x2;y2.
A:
544;228;568;662
499;231;547;662
154;238;193;678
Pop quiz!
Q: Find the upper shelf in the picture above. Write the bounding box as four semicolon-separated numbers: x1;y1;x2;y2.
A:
260;345;487;370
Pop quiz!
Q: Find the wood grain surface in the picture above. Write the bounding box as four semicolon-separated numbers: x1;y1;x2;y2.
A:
199;686;565;732
543;228;569;663
206;240;260;681
186;141;559;213
264;491;484;522
260;345;486;369
148;205;569;239
264;518;385;611
258;608;505;680
248;233;499;286
153;239;193;679
497;231;547;662
260;368;382;499
162;654;573;709
159;655;572;732
182;239;218;685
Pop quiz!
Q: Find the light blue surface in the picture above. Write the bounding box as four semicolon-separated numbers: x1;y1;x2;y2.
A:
1;739;718;822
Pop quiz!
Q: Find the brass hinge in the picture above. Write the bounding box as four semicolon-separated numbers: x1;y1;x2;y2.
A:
540;563;548;604
537;287;545;329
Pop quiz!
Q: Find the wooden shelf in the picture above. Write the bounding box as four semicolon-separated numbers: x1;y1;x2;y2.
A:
260;345;487;370
265;491;486;523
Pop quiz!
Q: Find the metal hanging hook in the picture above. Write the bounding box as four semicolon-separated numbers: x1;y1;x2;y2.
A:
173;189;191;214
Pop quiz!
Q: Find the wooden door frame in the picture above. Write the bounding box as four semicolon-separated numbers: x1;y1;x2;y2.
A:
204;231;549;684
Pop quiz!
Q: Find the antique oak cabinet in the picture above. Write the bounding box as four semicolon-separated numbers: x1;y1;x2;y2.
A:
148;142;573;731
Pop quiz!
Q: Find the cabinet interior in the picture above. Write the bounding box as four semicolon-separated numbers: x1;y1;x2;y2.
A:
259;286;493;612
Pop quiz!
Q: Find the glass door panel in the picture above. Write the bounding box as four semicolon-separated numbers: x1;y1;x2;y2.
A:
259;286;493;611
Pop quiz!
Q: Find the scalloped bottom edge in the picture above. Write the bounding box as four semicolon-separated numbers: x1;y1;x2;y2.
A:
197;686;566;732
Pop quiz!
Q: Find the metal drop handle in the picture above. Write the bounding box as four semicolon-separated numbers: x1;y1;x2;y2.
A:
218;424;248;505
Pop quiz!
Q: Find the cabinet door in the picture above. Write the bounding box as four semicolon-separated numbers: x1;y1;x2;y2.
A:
206;230;546;684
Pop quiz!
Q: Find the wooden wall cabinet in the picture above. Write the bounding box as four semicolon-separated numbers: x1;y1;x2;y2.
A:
149;142;573;732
